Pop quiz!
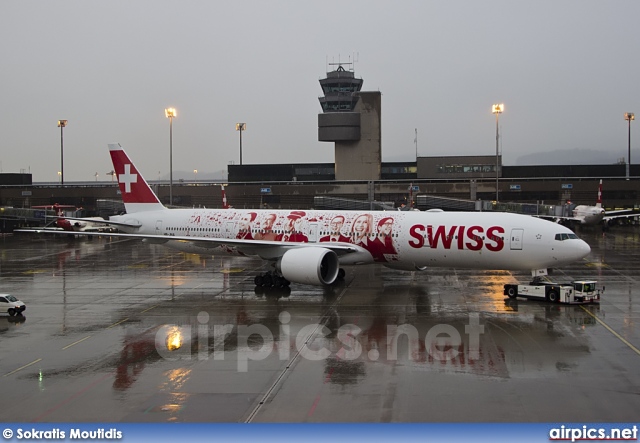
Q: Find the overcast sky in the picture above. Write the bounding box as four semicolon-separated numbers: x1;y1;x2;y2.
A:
2;1;639;182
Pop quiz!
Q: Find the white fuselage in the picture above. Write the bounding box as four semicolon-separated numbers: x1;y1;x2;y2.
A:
57;216;107;232
110;208;590;271
572;205;605;225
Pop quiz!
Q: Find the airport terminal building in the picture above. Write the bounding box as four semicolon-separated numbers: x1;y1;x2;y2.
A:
1;156;638;228
0;64;638;229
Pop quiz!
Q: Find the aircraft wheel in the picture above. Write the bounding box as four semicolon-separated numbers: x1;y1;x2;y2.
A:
507;287;517;298
338;268;346;280
262;273;273;287
548;291;559;303
8;309;15;317
254;275;264;286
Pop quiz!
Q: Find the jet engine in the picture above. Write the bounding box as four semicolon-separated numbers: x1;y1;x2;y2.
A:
277;247;340;286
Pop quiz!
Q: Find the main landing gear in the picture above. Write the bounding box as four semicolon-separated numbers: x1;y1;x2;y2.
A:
253;268;347;289
254;271;290;289
254;271;292;298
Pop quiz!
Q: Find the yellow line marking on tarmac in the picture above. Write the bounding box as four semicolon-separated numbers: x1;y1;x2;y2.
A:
62;335;92;350
585;262;610;268
139;305;158;314
107;318;129;329
3;358;42;377
579;305;640;356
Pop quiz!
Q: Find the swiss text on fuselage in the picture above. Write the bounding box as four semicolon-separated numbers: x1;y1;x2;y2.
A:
408;225;505;251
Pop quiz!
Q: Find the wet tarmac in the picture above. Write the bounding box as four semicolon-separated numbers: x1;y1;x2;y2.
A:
1;227;639;422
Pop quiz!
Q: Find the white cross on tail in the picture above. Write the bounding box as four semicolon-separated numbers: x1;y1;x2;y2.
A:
119;164;138;193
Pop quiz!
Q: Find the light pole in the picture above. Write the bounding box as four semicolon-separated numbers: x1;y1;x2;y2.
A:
57;120;67;185
625;113;635;180
492;104;504;203
165;108;177;205
193;169;198;181
236;123;246;165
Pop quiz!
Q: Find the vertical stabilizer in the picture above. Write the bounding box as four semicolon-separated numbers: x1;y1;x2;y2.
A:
108;144;166;213
596;179;603;209
221;185;229;209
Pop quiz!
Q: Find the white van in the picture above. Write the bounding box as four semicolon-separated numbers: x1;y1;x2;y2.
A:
0;294;26;316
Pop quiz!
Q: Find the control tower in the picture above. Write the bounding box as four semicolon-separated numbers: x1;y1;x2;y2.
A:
318;63;381;180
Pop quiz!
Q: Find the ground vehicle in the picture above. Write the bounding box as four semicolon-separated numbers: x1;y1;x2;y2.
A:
0;294;26;316
503;280;602;304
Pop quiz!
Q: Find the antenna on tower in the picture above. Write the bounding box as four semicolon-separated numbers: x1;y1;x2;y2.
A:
328;53;355;73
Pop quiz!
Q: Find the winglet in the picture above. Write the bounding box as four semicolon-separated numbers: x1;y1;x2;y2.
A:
108;144;165;213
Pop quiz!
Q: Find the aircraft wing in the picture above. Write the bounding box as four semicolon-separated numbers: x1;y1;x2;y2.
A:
603;212;639;222
533;215;581;223
185;237;364;258
14;229;363;257
51;216;143;229
537;212;638;225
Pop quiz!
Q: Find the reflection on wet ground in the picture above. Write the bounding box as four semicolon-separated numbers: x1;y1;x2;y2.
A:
0;227;639;422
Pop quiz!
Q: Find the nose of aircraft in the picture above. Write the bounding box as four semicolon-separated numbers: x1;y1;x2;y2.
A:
575;238;591;260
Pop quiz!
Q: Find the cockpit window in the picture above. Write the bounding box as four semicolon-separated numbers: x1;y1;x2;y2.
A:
555;233;579;241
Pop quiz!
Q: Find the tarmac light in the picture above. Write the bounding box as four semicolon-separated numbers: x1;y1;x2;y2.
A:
165;326;183;351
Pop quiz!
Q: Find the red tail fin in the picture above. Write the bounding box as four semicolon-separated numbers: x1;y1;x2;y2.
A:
53;203;69;230
221;185;229;209
596;179;603;208
108;144;165;213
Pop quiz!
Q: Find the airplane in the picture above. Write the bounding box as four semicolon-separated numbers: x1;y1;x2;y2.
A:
32;204;110;232
541;180;635;227
18;143;591;287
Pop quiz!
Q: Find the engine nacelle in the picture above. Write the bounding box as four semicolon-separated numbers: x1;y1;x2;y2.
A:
277;247;339;286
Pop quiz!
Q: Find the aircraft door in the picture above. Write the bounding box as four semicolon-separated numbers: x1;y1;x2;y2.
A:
155;220;163;234
308;222;318;242
510;228;523;250
225;221;235;238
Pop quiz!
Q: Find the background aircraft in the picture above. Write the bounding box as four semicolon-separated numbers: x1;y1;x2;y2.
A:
541;180;636;227
32;203;110;232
